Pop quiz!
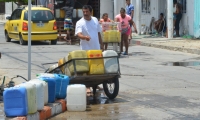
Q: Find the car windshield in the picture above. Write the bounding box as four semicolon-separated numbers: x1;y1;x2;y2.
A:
24;10;54;21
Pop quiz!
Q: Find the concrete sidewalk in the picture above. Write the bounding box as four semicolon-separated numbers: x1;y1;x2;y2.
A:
131;33;200;55
0;20;6;25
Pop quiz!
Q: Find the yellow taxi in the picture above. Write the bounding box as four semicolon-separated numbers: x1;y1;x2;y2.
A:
4;6;58;45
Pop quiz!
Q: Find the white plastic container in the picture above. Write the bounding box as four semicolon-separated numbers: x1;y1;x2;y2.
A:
67;84;86;111
31;79;48;105
28;80;44;110
55;9;60;18
77;9;83;18
102;50;119;73
27;112;39;120
73;9;77;18
47;103;62;116
16;83;37;114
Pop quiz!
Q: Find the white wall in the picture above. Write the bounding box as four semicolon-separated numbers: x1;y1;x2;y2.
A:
180;0;194;35
5;2;13;15
133;0;194;36
114;0;126;17
5;2;18;19
131;0;160;29
100;0;114;20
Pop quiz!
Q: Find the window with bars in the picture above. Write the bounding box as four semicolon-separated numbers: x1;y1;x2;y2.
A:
179;0;186;13
142;0;151;13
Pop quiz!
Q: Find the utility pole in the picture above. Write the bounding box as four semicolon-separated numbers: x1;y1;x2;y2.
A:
136;0;141;35
114;0;118;17
167;0;173;39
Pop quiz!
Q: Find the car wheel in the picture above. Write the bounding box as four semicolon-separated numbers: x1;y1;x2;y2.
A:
5;31;11;42
19;34;27;45
51;39;57;45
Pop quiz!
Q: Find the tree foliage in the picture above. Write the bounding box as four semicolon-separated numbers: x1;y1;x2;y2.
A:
0;0;28;5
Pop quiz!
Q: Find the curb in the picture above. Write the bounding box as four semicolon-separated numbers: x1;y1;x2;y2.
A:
5;99;66;120
132;40;200;55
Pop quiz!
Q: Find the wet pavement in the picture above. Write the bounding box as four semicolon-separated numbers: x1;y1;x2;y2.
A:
1;22;200;120
50;91;135;120
50;88;200;120
165;61;200;67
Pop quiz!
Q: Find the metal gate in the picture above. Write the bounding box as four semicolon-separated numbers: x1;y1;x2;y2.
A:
0;2;5;14
194;0;200;38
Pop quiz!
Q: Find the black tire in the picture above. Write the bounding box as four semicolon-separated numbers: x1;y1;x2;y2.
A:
103;77;119;99
19;34;27;45
51;39;57;45
5;31;11;42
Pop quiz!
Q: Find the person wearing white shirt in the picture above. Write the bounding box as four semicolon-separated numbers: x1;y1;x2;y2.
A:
75;5;103;94
75;5;103;50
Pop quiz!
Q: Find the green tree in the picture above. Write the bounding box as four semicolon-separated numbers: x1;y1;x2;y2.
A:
0;0;28;6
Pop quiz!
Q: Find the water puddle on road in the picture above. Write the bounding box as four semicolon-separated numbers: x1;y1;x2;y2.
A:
165;61;200;66
87;91;129;105
120;52;151;58
131;52;151;56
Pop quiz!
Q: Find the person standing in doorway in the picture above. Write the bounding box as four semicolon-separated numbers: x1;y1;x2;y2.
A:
173;0;182;37
61;0;75;42
75;5;104;93
126;0;134;44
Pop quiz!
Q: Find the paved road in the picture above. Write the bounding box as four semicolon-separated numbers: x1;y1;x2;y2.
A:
0;24;200;119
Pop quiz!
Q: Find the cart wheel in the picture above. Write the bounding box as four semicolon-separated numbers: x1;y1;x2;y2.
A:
103;77;119;99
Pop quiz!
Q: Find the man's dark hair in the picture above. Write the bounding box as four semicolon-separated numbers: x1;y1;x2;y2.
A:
173;0;177;4
120;8;126;12
160;13;164;17
82;5;93;12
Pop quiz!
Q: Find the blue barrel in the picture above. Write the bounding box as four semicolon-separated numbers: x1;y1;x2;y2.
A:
39;77;56;103
55;74;70;99
3;86;28;117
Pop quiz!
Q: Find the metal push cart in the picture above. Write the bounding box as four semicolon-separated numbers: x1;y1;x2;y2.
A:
45;56;121;99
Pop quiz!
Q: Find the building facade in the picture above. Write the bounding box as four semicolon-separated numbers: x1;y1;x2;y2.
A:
135;0;199;38
101;0;199;38
3;0;200;38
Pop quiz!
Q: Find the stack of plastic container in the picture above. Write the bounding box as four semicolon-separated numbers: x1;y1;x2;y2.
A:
101;22;121;43
3;73;70;120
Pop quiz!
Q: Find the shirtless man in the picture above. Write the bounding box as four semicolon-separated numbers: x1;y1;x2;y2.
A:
154;13;164;33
